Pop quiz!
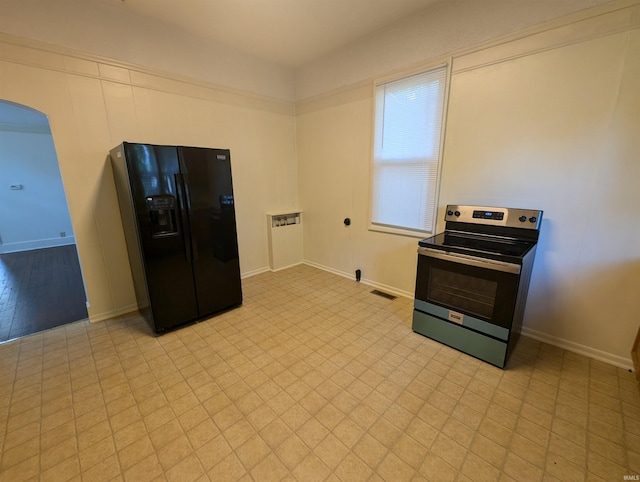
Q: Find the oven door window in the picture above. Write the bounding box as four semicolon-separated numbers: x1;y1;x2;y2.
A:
428;268;497;319
415;254;519;328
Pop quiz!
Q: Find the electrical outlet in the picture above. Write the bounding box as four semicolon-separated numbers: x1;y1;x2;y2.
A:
60;232;66;237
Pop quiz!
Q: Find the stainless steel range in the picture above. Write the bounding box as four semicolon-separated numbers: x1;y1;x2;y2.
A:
412;205;543;368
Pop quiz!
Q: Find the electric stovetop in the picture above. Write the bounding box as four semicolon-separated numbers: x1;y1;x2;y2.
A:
418;231;536;264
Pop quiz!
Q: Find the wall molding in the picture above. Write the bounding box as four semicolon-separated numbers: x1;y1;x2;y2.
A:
452;1;640;74
0;236;75;254
295;0;640;108
0;122;51;134
522;326;633;371
0;32;294;116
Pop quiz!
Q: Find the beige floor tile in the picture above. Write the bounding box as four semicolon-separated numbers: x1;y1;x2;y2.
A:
503;452;543;481
314;433;350;469
40;455;80;482
332;416;365;449
236;433;271;469
1;266;639;481
250;452;290;481
353;432;388;468
165;453;205;482
509;432;547;468
260;418;294;448
40;436;78;471
275;433;310;469
114;419;148;451
292;453;331;482
80;453;121;482
418;452;457;482
148;418;184;450
123;453;163;482
156;434;193;471
0;454;40;482
392;432;429;469
208;451;248;481
211;403;243;431
279;403;311;432
297;416;330;448
315;402;345;430
369;416;403;448
461;452;501;482
117;435;155;471
430;432;467;469
195;433;232;470
1;436;40;469
3;421;40;450
78;436;116;471
334;452;373;482
223;419;256;449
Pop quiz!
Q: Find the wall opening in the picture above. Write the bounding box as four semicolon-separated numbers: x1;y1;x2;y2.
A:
0;100;88;342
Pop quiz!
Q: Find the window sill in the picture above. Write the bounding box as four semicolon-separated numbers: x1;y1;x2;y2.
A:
368;223;432;239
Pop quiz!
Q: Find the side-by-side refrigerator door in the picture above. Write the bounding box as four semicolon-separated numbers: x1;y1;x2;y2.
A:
123;143;199;331
179;147;242;316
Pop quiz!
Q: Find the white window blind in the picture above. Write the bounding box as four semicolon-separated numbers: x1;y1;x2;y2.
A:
371;66;447;235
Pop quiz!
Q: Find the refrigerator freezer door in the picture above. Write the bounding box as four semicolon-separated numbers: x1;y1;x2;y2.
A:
121;143;199;331
179;147;243;315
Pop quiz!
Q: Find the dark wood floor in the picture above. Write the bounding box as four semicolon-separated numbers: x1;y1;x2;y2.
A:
0;245;88;342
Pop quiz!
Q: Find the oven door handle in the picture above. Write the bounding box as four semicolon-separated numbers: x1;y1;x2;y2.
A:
417;247;521;274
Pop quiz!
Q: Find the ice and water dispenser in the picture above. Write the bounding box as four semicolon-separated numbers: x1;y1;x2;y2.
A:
146;195;178;238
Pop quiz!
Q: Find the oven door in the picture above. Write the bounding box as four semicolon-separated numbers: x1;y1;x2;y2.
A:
414;247;520;331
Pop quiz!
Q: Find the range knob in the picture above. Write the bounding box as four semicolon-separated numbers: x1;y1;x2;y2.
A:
519;215;527;222
447;210;453;216
529;216;537;223
454;211;461;217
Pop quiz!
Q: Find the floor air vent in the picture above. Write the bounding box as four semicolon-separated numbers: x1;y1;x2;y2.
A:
370;289;397;300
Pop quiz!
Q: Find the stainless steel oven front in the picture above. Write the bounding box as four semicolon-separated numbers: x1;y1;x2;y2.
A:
411;205;542;368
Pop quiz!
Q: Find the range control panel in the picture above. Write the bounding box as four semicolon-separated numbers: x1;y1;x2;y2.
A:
444;205;543;230
472;210;504;221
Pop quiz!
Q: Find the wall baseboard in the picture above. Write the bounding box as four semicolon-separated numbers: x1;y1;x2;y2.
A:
0;236;76;254
521;326;633;371
89;302;138;323
270;261;304;272
302;259;414;299
241;266;271;279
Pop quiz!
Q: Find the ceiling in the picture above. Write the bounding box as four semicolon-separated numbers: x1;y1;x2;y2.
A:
94;0;445;67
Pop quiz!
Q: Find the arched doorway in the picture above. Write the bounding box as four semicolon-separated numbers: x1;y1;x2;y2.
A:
0;100;88;342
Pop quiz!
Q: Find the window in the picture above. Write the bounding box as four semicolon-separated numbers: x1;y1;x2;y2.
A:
370;65;448;235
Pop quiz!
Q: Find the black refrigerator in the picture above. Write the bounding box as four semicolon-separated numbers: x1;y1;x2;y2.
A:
110;142;242;333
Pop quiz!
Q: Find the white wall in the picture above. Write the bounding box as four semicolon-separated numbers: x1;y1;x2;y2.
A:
297;3;640;368
0;127;75;253
442;30;640;366
0;37;298;322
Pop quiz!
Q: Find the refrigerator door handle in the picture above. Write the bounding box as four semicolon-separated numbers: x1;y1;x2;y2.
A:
174;173;192;263
181;173;199;261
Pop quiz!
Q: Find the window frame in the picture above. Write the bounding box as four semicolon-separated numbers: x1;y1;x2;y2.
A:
367;61;452;238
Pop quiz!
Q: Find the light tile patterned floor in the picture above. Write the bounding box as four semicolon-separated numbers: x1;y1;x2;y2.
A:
0;264;638;481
